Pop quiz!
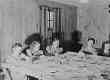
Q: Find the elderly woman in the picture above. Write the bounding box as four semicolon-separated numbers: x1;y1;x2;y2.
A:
98;41;110;57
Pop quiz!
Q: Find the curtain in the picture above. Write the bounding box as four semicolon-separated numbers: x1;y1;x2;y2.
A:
56;8;61;32
40;5;77;41
40;6;61;39
40;6;48;39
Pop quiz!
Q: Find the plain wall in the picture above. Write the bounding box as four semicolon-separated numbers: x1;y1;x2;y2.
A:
0;0;77;61
0;0;40;60
77;0;110;48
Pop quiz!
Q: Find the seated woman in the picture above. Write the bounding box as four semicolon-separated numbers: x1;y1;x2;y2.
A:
22;33;44;62
3;42;40;80
6;42;23;62
98;41;110;57
46;37;63;56
22;42;44;64
22;41;43;80
5;42;33;64
3;42;29;80
26;41;43;58
79;38;97;57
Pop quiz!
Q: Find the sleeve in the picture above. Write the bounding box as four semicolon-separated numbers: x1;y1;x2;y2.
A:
26;49;32;57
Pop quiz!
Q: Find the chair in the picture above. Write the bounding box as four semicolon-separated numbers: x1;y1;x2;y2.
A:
0;67;27;80
0;68;12;80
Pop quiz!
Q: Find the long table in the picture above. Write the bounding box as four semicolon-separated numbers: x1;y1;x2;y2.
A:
1;52;110;80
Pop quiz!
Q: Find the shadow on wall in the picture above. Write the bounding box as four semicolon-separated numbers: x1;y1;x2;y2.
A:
61;30;82;52
72;30;82;42
109;34;110;41
71;30;82;52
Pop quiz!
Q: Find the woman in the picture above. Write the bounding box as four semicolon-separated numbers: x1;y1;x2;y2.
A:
3;42;27;80
11;42;23;58
26;41;44;60
46;37;63;56
79;38;97;57
23;33;44;62
52;38;63;55
21;41;44;64
98;41;110;57
6;42;24;62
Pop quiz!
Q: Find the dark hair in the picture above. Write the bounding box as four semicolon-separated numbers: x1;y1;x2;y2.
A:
52;32;59;41
88;38;95;44
24;33;42;46
102;40;110;50
12;42;22;48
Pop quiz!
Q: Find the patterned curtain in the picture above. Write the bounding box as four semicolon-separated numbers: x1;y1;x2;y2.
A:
40;6;48;39
56;8;61;32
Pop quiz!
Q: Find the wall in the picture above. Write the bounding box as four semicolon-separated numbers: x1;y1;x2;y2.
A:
0;0;40;61
1;0;109;60
0;0;77;61
77;0;110;48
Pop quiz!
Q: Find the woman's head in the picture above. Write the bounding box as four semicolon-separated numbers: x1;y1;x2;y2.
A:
87;38;95;47
30;41;40;52
11;42;23;54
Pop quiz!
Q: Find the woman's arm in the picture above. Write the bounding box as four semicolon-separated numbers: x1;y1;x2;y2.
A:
26;49;32;57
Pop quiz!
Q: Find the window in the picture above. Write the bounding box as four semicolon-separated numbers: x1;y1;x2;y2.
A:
40;6;61;38
47;9;56;32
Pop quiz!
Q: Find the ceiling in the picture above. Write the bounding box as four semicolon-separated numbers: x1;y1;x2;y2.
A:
48;0;109;7
49;0;89;3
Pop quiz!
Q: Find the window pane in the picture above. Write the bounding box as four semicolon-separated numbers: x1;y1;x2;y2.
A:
50;21;53;28
50;11;54;20
47;11;50;21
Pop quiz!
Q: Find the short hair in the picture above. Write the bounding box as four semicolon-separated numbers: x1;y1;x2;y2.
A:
24;33;42;46
31;41;40;46
88;38;95;44
12;42;22;48
102;40;110;49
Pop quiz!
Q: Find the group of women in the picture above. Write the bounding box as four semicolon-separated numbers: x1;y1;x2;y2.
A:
1;33;110;80
7;33;110;63
8;34;63;63
0;33;64;80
